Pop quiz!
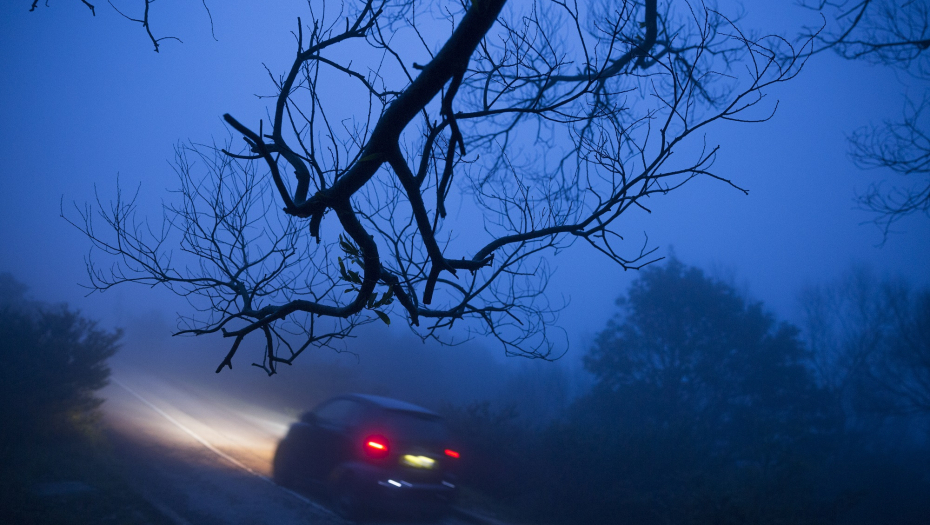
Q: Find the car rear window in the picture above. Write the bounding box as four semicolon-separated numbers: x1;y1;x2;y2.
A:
378;410;449;442
314;399;363;426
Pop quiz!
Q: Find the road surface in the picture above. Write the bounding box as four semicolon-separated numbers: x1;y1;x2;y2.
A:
100;370;482;525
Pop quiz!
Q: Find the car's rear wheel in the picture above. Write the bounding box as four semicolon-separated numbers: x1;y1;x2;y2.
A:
330;472;364;521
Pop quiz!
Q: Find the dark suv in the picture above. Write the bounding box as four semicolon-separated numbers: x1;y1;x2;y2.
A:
273;393;459;519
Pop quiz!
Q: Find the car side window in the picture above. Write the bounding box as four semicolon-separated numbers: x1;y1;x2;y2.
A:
314;399;361;427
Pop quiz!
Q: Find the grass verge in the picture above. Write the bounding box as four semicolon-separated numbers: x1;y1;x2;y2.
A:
0;430;174;525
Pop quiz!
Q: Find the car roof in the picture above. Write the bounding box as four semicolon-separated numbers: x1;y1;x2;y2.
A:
339;393;440;417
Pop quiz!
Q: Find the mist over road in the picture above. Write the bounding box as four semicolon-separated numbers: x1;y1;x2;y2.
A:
100;371;476;525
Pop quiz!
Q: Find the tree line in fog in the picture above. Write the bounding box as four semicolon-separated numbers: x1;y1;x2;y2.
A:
2;257;928;524
443;259;930;524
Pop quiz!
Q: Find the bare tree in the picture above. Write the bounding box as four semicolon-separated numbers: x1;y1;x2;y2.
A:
803;0;930;65
800;267;894;419
850;95;930;231
879;283;930;413
801;267;930;419
67;0;812;374
801;0;930;233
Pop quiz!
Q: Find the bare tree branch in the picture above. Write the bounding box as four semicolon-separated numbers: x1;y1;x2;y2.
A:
800;0;930;234
67;0;814;373
851;95;930;233
30;0;214;52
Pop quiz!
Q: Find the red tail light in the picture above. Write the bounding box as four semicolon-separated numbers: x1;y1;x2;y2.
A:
444;449;460;459
364;435;390;458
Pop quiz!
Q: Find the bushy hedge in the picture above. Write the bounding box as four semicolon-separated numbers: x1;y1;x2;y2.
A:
0;273;119;449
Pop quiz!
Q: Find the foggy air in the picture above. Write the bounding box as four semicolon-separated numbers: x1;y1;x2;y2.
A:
1;1;929;524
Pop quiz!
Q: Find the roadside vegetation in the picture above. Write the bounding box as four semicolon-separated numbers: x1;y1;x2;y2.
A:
0;273;169;524
3;260;928;524
442;259;930;525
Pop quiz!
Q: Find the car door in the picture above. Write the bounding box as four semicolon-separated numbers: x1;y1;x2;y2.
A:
308;398;363;479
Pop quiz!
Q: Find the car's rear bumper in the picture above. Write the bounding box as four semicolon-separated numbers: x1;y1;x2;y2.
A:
341;461;457;512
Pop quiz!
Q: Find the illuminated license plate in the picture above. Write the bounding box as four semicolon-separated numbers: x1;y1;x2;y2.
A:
400;454;436;469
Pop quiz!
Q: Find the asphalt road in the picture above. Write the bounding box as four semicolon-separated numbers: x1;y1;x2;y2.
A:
100;371;480;525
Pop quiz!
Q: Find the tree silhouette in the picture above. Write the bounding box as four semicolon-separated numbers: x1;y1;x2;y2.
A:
506;259;838;524
801;267;930;418
67;0;813;373
585;258;834;459
799;267;930;525
0;273;120;446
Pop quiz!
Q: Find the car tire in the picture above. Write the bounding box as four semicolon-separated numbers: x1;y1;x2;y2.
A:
330;473;364;522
